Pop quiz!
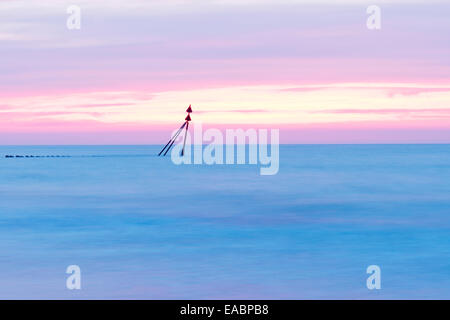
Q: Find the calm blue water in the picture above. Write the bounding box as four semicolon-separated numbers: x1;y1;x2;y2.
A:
0;145;449;299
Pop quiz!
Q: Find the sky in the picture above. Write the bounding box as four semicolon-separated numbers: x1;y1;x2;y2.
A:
1;0;449;144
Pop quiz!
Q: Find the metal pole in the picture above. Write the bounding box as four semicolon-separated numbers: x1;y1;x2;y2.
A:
158;122;186;156
181;121;190;156
163;122;186;156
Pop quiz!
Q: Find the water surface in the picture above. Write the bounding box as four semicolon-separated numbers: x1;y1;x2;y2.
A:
0;145;449;299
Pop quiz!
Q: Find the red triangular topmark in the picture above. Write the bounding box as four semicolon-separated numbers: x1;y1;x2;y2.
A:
185;114;191;121
186;105;193;113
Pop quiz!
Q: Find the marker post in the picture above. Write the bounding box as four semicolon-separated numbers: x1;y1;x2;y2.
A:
158;105;193;157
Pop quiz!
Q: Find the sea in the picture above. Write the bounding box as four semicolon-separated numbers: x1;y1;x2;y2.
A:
0;145;449;299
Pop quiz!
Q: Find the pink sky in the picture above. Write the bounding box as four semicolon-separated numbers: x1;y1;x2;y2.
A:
1;0;449;144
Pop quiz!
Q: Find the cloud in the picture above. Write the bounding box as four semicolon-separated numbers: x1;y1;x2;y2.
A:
195;109;268;114
1;1;449;143
312;108;450;115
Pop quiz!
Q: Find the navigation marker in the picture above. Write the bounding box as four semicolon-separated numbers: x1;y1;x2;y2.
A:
158;105;193;157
